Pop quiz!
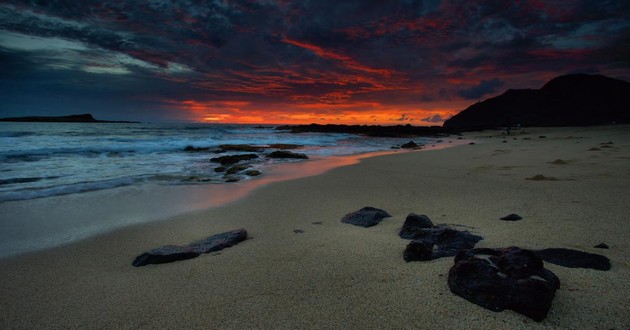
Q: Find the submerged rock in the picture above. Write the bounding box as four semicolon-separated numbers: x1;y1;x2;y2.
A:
594;243;609;249
219;144;263;152
210;154;258;165
132;228;248;267
535;248;611;271
268;143;303;149
448;247;560;322
401;141;419;149
267;150;308;159
399;213;434;239
341;207;392;227
226;164;250;175
184;145;210;152
244;169;261;176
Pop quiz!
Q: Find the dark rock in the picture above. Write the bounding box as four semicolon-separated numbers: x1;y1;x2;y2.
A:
399;213;434;239
275;123;449;137
500;213;523;221
426;225;484;259
401;141;419;149
594;243;609;249
224;177;241;182
268;143;303;149
526;174;558;181
293;229;305;234
401;223;483;260
535;248;611;271
184;145;210;152
244;170;261;176
341;207;391;227
403;239;434;262
132;228;247;267
219;144;263;152
448;247;560;322
210;154;258;165
444;74;630;128
132;245;200;267
214;166;226;173
267;150;308;159
226;164;250;175
189;229;248;253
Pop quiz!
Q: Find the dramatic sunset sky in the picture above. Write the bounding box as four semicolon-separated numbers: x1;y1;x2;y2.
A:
0;1;628;124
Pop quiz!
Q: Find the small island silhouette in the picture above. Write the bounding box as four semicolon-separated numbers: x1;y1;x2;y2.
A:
0;114;139;123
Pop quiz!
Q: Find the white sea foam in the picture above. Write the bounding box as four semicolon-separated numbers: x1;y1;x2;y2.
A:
0;122;434;201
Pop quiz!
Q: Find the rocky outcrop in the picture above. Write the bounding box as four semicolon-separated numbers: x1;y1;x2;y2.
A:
443;74;630;128
132;228;248;267
341;207;392;227
448;247;560;322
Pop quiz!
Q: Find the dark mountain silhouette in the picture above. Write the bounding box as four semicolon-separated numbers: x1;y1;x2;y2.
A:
443;74;630;128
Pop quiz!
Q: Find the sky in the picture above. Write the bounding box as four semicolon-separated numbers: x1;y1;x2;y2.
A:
0;1;628;125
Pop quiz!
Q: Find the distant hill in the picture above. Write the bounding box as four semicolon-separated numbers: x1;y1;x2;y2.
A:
443;74;630;128
0;114;139;123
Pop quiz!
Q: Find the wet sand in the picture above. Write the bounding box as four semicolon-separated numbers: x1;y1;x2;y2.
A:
0;126;629;329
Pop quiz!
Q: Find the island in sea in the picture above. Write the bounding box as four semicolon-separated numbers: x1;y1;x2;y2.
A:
0;113;139;123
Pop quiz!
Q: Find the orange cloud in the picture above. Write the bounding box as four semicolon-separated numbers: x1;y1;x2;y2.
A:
167;98;462;126
281;36;393;77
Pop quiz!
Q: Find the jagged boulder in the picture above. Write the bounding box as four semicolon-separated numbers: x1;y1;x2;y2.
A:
448;247;560;322
403;239;434;262
399;213;434;239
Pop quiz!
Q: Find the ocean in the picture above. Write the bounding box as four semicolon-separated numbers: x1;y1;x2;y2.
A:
0;122;436;202
0;121;460;258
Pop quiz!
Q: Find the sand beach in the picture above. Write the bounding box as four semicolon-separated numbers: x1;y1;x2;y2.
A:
1;125;629;329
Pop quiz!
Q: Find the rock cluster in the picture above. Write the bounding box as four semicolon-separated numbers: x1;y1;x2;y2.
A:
399;214;483;261
182;143;309;183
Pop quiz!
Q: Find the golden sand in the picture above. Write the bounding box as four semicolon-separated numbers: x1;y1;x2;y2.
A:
1;126;629;329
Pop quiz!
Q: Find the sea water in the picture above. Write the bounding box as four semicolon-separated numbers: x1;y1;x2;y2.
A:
0;122;432;202
0;122;449;258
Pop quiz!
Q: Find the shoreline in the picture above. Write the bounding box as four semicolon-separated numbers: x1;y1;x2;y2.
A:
0;142;464;260
1;125;628;328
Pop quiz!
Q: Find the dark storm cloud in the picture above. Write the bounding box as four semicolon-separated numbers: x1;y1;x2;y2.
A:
0;0;629;122
457;78;505;100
